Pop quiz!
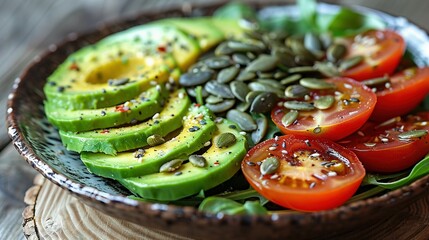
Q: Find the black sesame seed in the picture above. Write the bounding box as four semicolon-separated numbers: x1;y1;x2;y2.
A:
57;86;65;92
101;111;106;116
174;171;183;176
229;125;237;129
199;120;207;125
189;126;200;132
48;81;56;86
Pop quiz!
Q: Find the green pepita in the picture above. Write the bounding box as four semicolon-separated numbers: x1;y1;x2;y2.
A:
248;82;283;96
326;43;347;62
285;84;310;98
205;56;232;69
281;110;298;127
189;155;207;168
362;75;390;87
216;132;237;148
147;134;165;146
226;109;257;131
398;130;428;139
236;70;256;82
260;157;280;175
288;66;318;74
250;92;279;113
299;78;336;90
230;81;250;102
314;62;340;77
232;53;251;65
284;100;315;111
159;159;184;173
227;41;264;53
205;81;235;99
205;95;224;104
215;42;234;56
236;101;250;112
206;99;235;113
251;114;268;144
217;66;240;83
339;56;364;71
179;71;213;87
280;74;302;85
246;55;278;72
245;91;263;104
314;95;335;110
304;32;323;58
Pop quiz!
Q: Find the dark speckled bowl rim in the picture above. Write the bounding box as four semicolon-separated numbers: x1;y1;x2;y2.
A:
7;0;429;238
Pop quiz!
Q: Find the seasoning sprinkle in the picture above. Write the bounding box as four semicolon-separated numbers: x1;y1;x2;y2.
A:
189;126;200;132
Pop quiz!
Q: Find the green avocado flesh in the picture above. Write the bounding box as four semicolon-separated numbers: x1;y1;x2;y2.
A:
211;18;246;39
45;86;168;132
59;89;191;155
158;18;225;52
119;119;247;201
81;105;216;179
44;24;200;110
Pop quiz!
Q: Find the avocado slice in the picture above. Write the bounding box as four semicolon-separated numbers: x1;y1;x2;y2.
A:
44;24;200;110
59;89;191;155
158;18;225;52
211;18;246;39
45;85;168;132
119;119;247;201
81;105;216;179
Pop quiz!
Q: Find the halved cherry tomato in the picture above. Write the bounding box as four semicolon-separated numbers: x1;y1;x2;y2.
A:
340;30;406;81
271;77;376;141
370;67;429;122
339;112;429;173
241;135;365;211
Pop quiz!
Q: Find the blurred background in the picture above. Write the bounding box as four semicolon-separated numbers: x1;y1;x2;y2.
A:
1;0;428;238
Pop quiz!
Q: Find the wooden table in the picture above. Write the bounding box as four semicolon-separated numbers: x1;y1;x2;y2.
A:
1;0;429;239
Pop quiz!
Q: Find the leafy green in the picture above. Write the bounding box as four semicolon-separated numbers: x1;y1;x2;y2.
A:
363;154;429;189
198;197;267;215
216;187;268;205
195;86;204;105
298;0;317;29
213;1;257;20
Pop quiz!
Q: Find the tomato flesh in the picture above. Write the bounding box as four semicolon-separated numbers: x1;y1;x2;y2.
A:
241;135;365;211
370;67;429;122
339;112;429;173
341;30;405;81
271;77;376;141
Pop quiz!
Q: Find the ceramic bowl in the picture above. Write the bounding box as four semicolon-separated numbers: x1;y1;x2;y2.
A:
7;1;429;239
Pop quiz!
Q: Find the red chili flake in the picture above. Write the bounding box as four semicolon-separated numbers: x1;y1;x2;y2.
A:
69;62;80;71
115;105;130;112
100;129;110;134
193;103;201;107
157;45;167;53
214;161;220;166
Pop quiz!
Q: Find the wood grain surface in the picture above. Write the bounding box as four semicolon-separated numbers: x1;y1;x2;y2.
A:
2;0;429;239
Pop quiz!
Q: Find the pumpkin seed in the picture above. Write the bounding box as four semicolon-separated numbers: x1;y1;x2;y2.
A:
290;40;316;61
216;132;237;148
273;71;288;79
339;56;364;71
314;62;340;77
362;75;390;87
179;71;213;87
205;56;232;69
319;33;333;49
248;82;283;96
257;79;284;90
205;81;235;99
236;101;251;112
272;49;296;67
159;159;183;173
299;78;336;90
217;66;240;83
280;74;302;85
205;95;223;104
189;155;207;168
281;110;298;127
284;100;315;111
147;134;165;146
260;157;280;175
285;84;310;98
245;91;263;104
239;17;260;31
288;66;318;74
215;42;234;56
206;99;235;113
304;32;323;57
226;109;257;131
187;87;208;98
314;95;335;110
232;53;251;65
294;55;314;66
244;31;263;41
236;70;256;82
246;55;278;72
108;78;129;86
327;43;347;62
250;92;279;113
257;72;274;79
230;81;250;102
227;41;264;53
398;130;428;139
251;114;268;144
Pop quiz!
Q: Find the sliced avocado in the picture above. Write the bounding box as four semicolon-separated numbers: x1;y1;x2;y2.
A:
44;24;200;110
59;89;191;155
45;85;167;132
158;18;225;52
119;119;247;201
81;105;216;179
211;18;246;40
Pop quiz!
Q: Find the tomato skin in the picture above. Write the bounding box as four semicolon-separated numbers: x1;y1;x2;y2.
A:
241;135;365;212
370;67;429;122
271;78;376;141
340;112;429;173
341;30;406;81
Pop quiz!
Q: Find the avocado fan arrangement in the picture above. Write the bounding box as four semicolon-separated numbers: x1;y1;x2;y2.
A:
43;1;429;215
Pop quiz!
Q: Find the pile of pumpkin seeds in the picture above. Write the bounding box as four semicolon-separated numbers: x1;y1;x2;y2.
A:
179;28;368;144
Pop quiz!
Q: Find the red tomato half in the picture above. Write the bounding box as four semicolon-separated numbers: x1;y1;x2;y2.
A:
271;77;376;141
339;112;429;173
241;135;365;211
341;30;406;81
370;67;429;122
